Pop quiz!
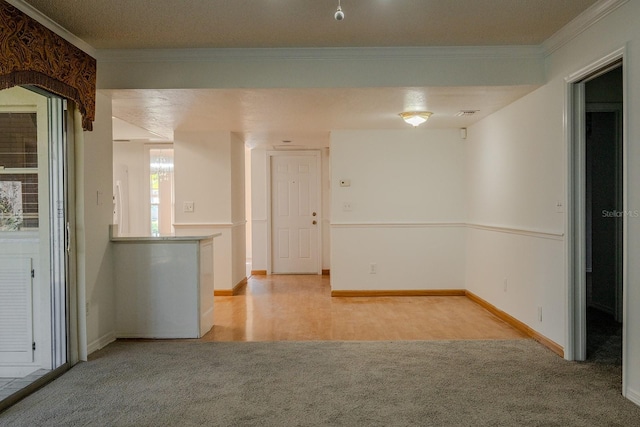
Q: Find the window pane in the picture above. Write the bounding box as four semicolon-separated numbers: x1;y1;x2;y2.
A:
0;112;38;230
0;113;38;168
149;148;174;236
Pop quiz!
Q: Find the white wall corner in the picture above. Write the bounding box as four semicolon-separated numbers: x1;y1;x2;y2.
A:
625;387;640;408
86;331;116;356
543;0;630;56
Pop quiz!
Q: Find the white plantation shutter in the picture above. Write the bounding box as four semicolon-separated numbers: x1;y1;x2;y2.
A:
0;257;34;364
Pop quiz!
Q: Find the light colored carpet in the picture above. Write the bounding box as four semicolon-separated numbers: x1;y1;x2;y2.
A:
1;340;639;426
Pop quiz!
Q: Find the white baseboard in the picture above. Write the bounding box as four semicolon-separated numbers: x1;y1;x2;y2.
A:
115;332;198;339
200;306;214;336
87;331;116;356
626;387;640;407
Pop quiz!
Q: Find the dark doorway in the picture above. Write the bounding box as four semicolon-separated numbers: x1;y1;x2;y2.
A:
584;65;623;365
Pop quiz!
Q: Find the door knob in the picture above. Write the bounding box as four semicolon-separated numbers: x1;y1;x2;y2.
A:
312;220;317;225
312;212;317;216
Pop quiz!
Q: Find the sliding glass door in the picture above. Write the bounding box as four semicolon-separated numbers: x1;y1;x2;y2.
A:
0;86;70;405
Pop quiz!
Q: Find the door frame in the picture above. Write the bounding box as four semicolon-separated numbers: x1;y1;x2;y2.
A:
47;96;69;369
565;46;627;388
266;150;322;275
0;87;75;410
26;86;73;370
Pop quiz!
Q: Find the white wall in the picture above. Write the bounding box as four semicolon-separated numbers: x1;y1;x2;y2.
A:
466;0;640;404
321;147;331;271
465;85;565;232
78;92;116;355
173;130;246;289
465;84;566;346
112;141;147;235
174;131;232;224
330;129;467;291
250;149;268;271
245;146;252;259
230;133;247;285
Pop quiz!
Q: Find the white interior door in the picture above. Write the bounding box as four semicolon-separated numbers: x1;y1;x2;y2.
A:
271;154;319;274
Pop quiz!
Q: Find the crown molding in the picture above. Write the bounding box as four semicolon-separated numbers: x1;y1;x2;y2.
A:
5;0;96;56
96;45;544;64
543;0;629;56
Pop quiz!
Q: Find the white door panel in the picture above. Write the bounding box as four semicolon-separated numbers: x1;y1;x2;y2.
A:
271;154;319;274
0;257;33;364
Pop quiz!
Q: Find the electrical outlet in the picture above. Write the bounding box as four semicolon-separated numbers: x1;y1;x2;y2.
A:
369;263;377;274
184;201;195;212
343;202;353;212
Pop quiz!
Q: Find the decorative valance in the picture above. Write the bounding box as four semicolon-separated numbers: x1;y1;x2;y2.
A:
0;2;96;131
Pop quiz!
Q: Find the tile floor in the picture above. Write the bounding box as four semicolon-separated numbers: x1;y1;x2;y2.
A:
0;369;50;402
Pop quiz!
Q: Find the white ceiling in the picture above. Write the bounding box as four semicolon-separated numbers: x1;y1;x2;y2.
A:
107;85;539;149
20;0;601;147
22;0;598;49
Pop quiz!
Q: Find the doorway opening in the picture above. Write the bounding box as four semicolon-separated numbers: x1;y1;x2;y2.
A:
149;147;174;237
568;50;625;378
112;143;174;237
584;66;623;364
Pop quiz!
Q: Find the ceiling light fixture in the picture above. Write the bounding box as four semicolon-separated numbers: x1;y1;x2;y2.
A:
334;0;345;20
399;111;433;127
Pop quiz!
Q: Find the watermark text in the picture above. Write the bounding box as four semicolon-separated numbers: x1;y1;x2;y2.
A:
602;210;639;218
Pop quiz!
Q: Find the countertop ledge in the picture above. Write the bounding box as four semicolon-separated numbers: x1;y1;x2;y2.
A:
109;225;221;242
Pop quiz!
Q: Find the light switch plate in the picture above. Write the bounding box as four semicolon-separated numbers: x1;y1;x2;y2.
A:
184;201;195;212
